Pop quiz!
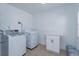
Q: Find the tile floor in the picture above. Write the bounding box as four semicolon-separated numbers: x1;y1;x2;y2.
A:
25;44;66;56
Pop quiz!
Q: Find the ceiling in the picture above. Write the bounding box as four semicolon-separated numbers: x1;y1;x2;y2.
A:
8;3;73;14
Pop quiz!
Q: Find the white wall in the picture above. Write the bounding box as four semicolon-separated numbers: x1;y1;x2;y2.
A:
77;11;79;50
33;12;67;49
0;4;32;32
32;4;77;50
0;4;77;50
33;11;67;47
66;5;77;50
78;12;79;36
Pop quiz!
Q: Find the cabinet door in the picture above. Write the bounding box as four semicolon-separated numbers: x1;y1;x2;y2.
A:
1;42;8;56
46;36;60;54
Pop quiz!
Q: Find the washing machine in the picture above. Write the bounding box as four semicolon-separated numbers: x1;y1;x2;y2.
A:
26;31;39;49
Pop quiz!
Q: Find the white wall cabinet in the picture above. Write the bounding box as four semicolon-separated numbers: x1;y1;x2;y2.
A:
46;35;60;54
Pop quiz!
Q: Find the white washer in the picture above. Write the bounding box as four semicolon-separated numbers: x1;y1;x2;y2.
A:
26;31;39;49
46;34;60;54
8;34;26;56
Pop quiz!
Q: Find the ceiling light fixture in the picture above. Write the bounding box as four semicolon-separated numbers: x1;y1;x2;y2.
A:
41;2;46;4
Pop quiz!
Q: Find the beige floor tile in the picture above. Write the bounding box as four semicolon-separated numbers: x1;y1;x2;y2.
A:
25;44;66;56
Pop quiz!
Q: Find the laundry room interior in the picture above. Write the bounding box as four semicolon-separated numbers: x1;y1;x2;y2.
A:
0;3;79;56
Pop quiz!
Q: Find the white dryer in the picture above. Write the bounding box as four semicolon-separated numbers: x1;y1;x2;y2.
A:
26;31;39;49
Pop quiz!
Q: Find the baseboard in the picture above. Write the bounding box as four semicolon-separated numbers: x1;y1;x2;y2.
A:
39;42;45;45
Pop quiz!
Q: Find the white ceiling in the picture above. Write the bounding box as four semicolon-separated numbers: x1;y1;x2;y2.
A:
8;3;73;14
